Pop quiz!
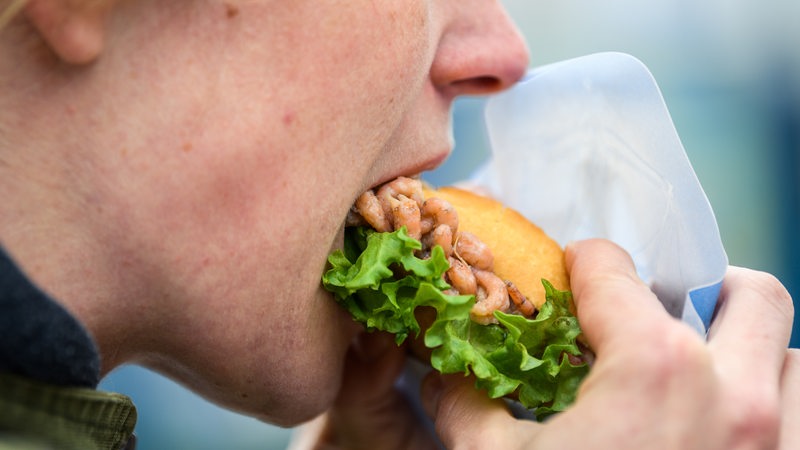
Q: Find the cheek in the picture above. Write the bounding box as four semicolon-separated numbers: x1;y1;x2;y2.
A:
135;156;360;421
230;0;435;150
131;0;437;222
151;1;438;257
105;0;435;421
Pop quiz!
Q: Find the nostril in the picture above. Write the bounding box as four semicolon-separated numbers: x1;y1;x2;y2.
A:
450;76;503;95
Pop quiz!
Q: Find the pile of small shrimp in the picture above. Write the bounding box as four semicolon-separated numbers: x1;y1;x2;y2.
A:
346;177;537;325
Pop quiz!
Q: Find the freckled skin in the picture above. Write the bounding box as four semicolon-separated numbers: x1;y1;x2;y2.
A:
0;0;529;426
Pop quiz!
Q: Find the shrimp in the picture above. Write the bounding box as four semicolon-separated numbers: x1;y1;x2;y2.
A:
420;197;458;236
376;177;425;219
389;194;422;240
354;190;392;232
470;269;510;325
423;223;454;256
454;231;494;271
506;281;536;317
446;256;477;295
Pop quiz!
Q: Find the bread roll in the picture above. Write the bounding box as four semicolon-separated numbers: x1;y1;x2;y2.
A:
424;186;570;310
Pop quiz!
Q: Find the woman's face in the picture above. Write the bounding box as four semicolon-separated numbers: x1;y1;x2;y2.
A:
86;0;528;424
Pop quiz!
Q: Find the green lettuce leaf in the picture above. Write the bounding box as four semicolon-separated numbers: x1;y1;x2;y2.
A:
322;226;589;419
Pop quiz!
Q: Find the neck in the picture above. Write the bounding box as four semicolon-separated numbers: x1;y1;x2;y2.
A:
0;87;149;379
0;158;143;376
0;16;178;379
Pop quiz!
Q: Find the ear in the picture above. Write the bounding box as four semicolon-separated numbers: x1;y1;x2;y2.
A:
24;0;112;65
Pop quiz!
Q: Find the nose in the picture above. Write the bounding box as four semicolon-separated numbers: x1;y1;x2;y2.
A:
430;1;530;98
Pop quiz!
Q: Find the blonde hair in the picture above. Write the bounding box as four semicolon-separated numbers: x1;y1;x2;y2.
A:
0;0;28;32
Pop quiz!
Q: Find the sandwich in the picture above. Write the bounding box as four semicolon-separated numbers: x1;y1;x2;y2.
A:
322;176;589;419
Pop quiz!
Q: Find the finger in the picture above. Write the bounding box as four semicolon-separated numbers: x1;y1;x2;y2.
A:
565;239;672;354
780;349;800;449
707;267;794;391
421;373;538;448
330;332;442;449
335;331;406;410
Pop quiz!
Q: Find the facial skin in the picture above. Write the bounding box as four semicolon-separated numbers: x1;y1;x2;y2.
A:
0;0;528;426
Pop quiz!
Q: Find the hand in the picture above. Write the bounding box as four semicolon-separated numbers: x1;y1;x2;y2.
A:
422;239;798;449
289;331;440;450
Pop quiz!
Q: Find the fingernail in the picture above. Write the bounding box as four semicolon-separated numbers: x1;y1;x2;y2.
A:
420;372;444;418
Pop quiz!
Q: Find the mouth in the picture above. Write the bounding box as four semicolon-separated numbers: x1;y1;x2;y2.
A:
326;168;443;279
327;143;452;269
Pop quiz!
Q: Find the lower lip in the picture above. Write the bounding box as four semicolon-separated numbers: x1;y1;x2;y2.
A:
421;150;451;174
384;150;451;187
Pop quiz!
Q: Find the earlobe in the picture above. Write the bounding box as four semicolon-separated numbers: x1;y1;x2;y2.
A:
24;0;111;65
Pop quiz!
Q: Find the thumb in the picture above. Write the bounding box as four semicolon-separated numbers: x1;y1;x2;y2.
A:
421;373;527;448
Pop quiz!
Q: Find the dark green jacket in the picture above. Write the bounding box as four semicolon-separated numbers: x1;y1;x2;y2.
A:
0;372;136;450
1;248;137;449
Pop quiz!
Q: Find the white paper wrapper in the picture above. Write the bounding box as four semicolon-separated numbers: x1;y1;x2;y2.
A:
472;52;728;333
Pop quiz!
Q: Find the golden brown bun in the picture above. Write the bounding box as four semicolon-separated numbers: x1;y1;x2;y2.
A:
424;186;570;309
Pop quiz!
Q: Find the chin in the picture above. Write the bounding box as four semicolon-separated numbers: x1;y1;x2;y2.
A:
259;296;357;427
253;394;336;428
250;353;347;427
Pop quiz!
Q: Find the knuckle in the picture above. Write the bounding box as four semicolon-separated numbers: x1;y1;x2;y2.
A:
649;324;708;372
433;385;483;444
753;271;793;319
729;268;794;321
722;394;781;448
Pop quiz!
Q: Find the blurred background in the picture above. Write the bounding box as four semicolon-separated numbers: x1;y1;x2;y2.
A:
99;1;800;448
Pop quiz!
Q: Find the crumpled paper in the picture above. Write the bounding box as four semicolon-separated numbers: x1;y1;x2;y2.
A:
472;52;728;334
